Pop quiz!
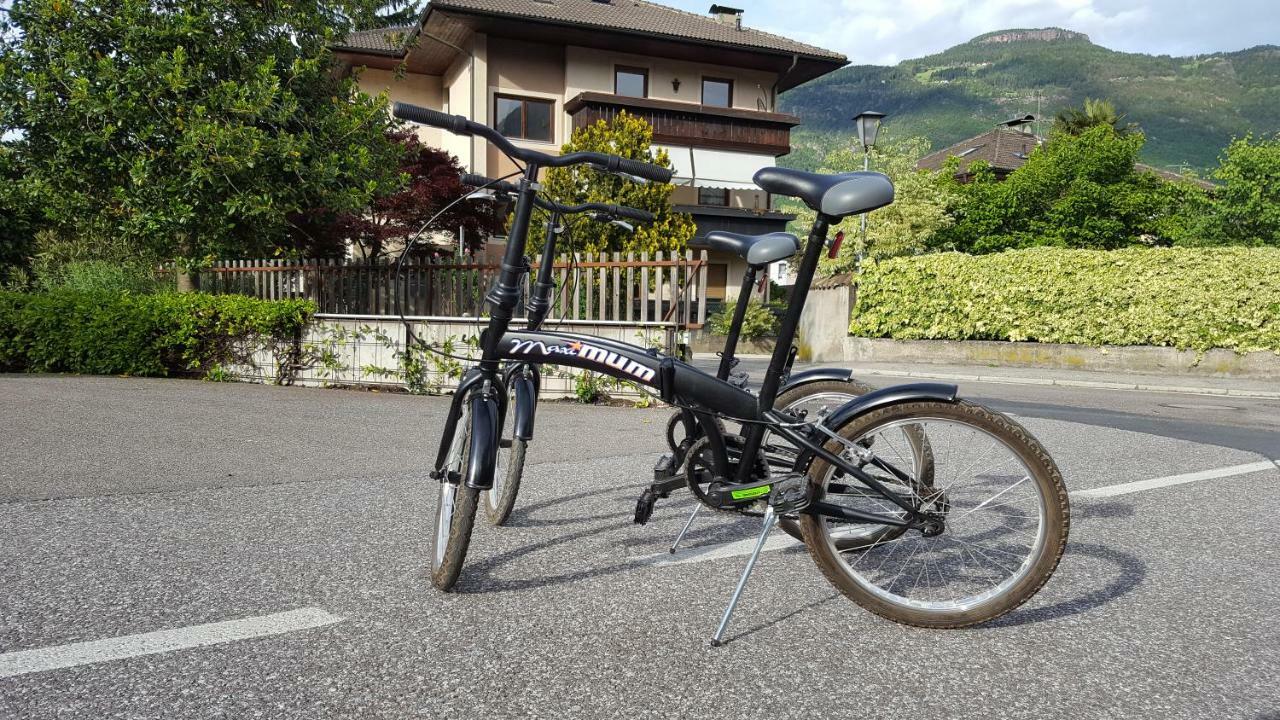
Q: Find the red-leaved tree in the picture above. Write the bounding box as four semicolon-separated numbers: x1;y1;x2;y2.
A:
291;131;504;259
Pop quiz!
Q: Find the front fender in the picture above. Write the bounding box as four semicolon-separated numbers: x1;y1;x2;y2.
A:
433;367;488;472
790;382;958;469
464;389;504;490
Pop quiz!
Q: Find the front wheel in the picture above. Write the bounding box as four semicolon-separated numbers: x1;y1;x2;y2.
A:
800;400;1069;628
431;399;481;591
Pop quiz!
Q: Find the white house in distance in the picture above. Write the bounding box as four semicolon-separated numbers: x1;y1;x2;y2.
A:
332;0;847;307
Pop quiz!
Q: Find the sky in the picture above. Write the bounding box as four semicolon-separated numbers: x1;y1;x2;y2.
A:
664;0;1280;65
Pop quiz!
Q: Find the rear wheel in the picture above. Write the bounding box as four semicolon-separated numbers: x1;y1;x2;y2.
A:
431;399;481;591
800;400;1069;628
773;380;935;550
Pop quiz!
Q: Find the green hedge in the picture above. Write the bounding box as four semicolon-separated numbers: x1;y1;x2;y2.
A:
850;247;1280;353
0;291;315;376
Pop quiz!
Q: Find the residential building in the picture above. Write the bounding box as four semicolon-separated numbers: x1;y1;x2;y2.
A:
915;115;1043;181
332;0;847;307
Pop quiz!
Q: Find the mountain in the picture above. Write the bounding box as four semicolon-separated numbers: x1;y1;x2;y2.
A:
780;28;1280;172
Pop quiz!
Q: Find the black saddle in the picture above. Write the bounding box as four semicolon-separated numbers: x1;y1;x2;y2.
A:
753;167;894;218
690;231;800;266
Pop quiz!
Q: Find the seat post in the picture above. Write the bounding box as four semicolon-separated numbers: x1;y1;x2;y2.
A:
716;265;759;380
732;216;831;483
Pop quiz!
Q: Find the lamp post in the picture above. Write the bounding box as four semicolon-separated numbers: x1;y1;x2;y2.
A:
853;111;885;269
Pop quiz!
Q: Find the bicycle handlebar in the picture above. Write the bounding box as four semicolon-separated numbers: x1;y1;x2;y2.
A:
395;101;674;184
460;174;655;224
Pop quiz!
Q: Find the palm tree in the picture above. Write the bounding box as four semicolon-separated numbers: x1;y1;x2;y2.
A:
1053;98;1136;136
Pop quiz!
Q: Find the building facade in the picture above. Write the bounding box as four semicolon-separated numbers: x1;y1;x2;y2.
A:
333;0;846;305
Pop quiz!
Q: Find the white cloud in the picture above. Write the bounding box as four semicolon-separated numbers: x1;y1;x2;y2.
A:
664;0;1280;64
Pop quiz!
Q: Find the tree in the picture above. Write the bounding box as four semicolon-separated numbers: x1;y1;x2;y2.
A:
0;144;36;283
361;1;423;29
932;125;1208;252
1195;134;1280;246
291;131;505;259
542;112;694;255
1053;98;1136;137
782;134;958;273
0;0;404;266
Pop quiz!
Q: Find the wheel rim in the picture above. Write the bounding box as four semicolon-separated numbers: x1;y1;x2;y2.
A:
433;403;470;571
434;482;457;570
817;416;1047;613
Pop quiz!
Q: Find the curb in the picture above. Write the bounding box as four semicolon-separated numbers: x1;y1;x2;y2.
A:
850;368;1280;400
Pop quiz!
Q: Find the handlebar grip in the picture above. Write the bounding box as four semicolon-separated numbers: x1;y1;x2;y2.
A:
618;157;673;183
607;205;656;223
393;102;472;135
459;173;519;194
594;155;673;184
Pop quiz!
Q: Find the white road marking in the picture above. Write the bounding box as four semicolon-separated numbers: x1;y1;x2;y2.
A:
1073;460;1278;498
0;607;342;679
631;458;1280;567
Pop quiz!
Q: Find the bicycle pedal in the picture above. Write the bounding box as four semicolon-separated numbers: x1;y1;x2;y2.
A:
768;475;809;514
634;488;658;525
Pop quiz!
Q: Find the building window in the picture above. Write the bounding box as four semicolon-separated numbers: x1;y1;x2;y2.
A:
698;187;730;207
702;77;733;108
706;263;728;301
493;94;554;142
615;66;649;98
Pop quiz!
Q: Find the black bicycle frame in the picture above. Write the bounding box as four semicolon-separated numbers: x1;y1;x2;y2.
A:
430;152;938;530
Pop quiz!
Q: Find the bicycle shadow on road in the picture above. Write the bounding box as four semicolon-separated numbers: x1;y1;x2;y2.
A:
454;489;1147;637
988;500;1146;628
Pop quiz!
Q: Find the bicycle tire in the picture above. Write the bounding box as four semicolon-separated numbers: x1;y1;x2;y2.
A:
431;401;482;591
800;400;1069;628
483;439;526;526
483;383;525;526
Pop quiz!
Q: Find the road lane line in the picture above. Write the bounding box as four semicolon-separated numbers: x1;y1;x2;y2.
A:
631;459;1279;567
0;607;342;679
1073;460;1278;498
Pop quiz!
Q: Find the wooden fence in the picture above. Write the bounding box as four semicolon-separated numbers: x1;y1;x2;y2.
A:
185;250;709;327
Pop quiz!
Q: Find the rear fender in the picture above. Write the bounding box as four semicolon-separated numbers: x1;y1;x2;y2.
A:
789;382;958;470
781;366;855;394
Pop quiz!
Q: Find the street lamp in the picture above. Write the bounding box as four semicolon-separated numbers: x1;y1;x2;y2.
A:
854;111;885;154
852;110;886;268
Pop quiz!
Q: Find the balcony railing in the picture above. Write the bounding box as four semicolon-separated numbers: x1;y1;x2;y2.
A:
564;92;799;156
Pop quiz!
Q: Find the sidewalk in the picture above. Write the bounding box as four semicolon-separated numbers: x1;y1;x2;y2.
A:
702;355;1280;400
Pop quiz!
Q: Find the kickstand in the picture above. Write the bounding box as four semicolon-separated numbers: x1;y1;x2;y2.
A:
670;503;702;554
710;505;778;647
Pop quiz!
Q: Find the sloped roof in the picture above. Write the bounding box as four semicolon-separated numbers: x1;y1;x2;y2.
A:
430;0;844;60
335;25;417;55
336;0;845;63
915;127;1042;175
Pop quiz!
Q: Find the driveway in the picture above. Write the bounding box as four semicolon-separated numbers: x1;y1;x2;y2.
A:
2;375;1277;718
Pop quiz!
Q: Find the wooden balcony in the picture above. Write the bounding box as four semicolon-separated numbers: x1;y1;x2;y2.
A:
564;92;799;157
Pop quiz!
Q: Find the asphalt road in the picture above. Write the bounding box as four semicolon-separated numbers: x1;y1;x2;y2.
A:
2;374;1278;719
